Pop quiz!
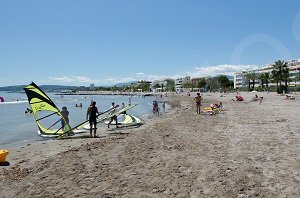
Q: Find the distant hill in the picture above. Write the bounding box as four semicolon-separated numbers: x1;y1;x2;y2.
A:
0;85;86;92
113;81;138;87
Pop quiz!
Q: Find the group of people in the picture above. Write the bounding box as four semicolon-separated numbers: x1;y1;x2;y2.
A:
24;108;33;114
75;103;82;108
152;101;166;117
59;101;124;138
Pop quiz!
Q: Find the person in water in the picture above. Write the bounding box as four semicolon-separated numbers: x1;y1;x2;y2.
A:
87;101;99;137
194;93;202;114
153;101;159;116
61;106;69;130
121;102;126;114
25;108;33;114
107;102;118;128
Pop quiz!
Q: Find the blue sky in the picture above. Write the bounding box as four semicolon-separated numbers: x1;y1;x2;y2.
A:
0;0;300;86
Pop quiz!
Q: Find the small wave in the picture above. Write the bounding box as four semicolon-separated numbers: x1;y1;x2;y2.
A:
0;101;27;105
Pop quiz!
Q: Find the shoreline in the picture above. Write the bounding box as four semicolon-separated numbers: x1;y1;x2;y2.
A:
1;92;299;197
0;94;177;166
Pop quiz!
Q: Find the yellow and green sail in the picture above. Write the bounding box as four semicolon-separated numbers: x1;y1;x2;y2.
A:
23;82;71;136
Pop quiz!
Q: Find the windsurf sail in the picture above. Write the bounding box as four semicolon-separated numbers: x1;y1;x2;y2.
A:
23;82;73;137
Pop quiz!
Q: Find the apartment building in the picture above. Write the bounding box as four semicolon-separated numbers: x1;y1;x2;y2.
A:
175;76;191;92
151;79;167;92
234;59;300;89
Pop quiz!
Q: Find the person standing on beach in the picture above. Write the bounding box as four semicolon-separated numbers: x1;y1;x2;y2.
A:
87;101;99;137
162;101;166;112
194;93;202;114
107;102;118;128
61;106;69;130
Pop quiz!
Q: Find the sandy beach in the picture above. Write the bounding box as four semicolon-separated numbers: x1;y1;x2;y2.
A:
0;92;299;198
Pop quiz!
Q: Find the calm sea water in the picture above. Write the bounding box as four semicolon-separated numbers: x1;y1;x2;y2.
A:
0;91;162;147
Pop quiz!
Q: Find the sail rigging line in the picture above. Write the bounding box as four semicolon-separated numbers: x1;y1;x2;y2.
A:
36;112;58;122
46;118;63;132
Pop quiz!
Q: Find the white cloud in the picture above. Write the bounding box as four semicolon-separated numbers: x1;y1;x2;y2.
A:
49;76;99;84
193;64;257;77
48;64;258;86
136;72;145;76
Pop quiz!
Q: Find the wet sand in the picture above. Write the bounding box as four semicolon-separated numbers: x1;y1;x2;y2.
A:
0;92;299;197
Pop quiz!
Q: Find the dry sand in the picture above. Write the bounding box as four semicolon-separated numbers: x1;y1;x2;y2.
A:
0;92;299;198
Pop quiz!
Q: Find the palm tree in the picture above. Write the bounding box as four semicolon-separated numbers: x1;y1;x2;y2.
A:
250;72;258;89
282;67;290;92
258;73;265;88
272;60;288;93
264;73;270;89
244;73;252;90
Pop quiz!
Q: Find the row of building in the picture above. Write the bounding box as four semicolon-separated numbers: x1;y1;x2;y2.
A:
89;59;300;92
233;59;300;89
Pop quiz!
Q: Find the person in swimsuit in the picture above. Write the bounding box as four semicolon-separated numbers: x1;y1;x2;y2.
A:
194;93;202;114
87;101;99;137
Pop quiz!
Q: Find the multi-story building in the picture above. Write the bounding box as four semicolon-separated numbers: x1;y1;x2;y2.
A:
234;59;300;89
151;80;167;92
175;76;190;92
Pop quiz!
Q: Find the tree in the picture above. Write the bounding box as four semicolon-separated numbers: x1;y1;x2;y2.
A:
249;72;258;89
272;60;288;93
258;73;265;88
183;83;194;89
264;73;270;89
197;78;206;90
206;76;220;91
218;75;230;92
282;67;290;92
244;73;252;90
154;84;161;89
139;81;150;92
166;79;175;91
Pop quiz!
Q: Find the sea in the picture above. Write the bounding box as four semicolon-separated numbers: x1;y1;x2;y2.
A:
0;91;164;147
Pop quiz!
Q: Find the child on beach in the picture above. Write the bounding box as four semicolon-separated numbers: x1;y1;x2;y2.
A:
194;93;202;114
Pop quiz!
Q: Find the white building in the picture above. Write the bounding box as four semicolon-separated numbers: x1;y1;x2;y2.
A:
151;79;168;92
234;59;300;89
175;76;191;92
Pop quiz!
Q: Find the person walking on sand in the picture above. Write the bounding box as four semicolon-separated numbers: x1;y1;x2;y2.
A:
194;93;202;114
87;101;99;137
107;102;118;128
